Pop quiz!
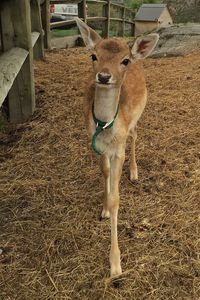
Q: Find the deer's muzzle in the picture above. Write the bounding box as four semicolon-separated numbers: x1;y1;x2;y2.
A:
97;72;112;85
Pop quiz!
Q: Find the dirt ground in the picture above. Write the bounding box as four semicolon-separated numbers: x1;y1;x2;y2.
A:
0;46;200;300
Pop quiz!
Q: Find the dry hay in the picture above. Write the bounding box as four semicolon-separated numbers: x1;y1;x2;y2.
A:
0;46;200;300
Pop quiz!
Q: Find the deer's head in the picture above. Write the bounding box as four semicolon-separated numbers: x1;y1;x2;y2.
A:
76;18;159;88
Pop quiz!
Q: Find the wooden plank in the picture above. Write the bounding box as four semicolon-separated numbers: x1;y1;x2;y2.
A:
103;0;110;38
124;20;135;25
110;2;125;9
31;31;40;47
50;19;76;29
86;0;107;4
131;22;135;37
11;0;35;122
78;0;87;23
0;1;14;51
41;0;51;49
50;0;80;3
30;0;44;59
122;7;125;37
110;18;135;25
111;2;135;13
110;18;123;22
87;16;107;21
110;19;134;25
117;7;125;37
1;0;35;122
49;0;135;11
0;47;28;107
50;16;108;29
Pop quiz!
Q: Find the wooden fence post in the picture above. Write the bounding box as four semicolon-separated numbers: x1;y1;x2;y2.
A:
78;0;87;23
0;0;35;122
132;22;135;37
103;0;110;38
31;0;44;59
41;0;51;49
122;7;125;37
0;2;13;51
118;6;125;37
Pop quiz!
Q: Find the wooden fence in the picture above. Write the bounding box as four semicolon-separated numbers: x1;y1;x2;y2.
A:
0;0;47;122
49;0;135;38
0;0;135;122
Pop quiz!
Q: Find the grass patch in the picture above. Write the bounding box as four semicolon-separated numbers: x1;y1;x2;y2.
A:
52;28;79;38
51;28;133;39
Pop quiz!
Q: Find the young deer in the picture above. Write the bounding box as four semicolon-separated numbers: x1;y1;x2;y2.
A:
76;18;159;277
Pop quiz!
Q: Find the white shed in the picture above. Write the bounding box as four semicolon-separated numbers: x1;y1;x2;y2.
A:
134;4;173;36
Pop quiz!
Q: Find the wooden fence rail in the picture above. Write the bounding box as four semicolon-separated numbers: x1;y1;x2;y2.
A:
49;0;135;40
0;0;134;122
0;0;45;122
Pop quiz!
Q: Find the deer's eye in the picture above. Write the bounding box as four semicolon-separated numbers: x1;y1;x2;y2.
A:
121;58;130;66
91;54;97;61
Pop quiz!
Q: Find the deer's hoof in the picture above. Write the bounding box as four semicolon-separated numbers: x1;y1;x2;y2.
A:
130;170;138;182
110;265;122;277
130;164;138;182
100;209;110;220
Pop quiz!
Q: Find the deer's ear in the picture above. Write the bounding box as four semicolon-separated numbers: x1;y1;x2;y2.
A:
131;33;159;59
75;17;102;49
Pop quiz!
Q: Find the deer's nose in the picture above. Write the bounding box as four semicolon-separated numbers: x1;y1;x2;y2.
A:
97;72;112;84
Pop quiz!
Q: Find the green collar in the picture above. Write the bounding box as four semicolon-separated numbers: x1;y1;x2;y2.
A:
91;102;119;155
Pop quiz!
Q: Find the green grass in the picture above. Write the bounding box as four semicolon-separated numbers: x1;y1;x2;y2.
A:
52;28;79;38
51;28;133;39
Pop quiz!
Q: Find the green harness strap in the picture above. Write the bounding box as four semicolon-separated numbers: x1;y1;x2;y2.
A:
91;102;119;155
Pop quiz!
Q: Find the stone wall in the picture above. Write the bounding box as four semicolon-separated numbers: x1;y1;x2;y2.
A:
152;23;200;57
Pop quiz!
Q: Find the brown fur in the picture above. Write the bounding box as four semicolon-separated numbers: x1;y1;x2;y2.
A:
84;43;147;277
101;39;126;53
85;62;146;135
76;17;158;277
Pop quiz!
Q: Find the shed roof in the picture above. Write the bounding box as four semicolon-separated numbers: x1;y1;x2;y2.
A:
135;4;168;22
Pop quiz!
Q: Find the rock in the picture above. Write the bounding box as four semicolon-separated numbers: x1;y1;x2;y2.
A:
51;35;81;49
151;23;200;58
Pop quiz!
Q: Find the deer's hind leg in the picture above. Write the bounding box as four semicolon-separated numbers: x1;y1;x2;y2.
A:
100;155;110;219
130;127;138;181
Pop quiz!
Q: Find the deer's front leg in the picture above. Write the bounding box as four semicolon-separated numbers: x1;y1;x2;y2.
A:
101;155;111;219
108;151;125;277
130;127;138;181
